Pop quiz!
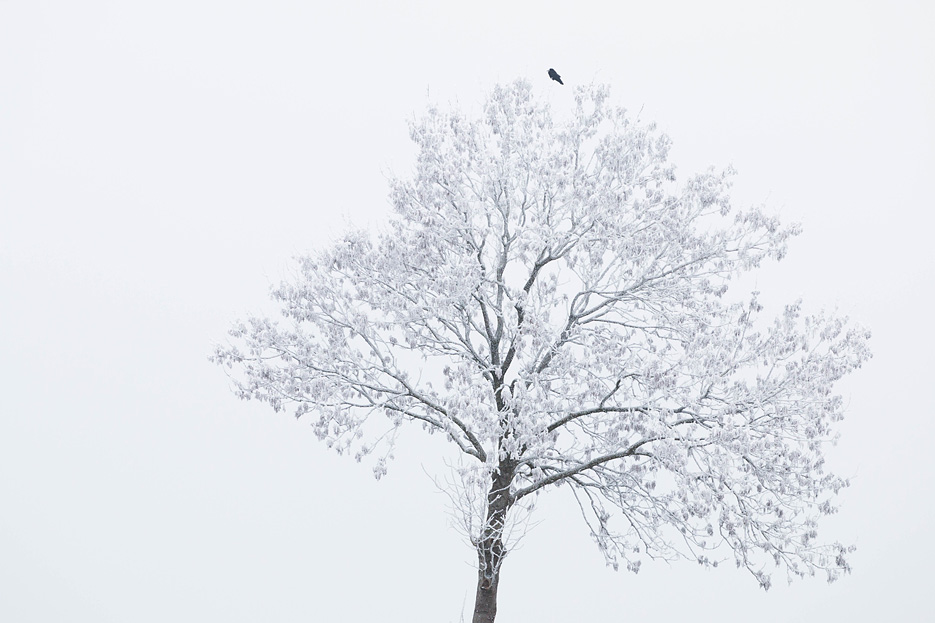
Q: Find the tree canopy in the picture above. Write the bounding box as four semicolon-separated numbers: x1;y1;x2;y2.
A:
214;80;870;615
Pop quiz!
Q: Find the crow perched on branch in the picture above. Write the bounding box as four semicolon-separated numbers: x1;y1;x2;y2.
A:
548;68;563;85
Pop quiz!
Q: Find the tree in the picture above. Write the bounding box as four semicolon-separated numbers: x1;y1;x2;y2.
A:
213;80;871;623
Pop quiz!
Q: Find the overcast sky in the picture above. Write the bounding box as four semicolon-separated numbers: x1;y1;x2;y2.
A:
2;1;933;621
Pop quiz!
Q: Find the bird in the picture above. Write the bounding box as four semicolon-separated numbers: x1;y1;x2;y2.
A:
548;68;563;85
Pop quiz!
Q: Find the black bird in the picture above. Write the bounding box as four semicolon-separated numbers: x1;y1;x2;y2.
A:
548;68;563;85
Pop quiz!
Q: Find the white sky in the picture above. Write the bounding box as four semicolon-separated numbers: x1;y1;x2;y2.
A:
2;1;933;621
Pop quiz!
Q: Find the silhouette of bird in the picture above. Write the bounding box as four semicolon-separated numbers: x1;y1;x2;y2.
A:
548;68;563;85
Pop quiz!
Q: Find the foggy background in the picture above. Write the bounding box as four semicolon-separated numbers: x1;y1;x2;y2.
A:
2;1;933;620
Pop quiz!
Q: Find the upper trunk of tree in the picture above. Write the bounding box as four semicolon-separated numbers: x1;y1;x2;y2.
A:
472;460;515;623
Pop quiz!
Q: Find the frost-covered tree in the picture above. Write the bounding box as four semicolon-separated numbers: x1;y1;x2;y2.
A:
213;80;870;623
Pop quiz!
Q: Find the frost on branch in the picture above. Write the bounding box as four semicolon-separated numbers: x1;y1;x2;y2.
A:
212;80;870;589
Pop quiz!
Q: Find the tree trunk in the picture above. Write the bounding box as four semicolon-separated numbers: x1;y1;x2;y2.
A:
471;521;504;623
471;463;514;623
